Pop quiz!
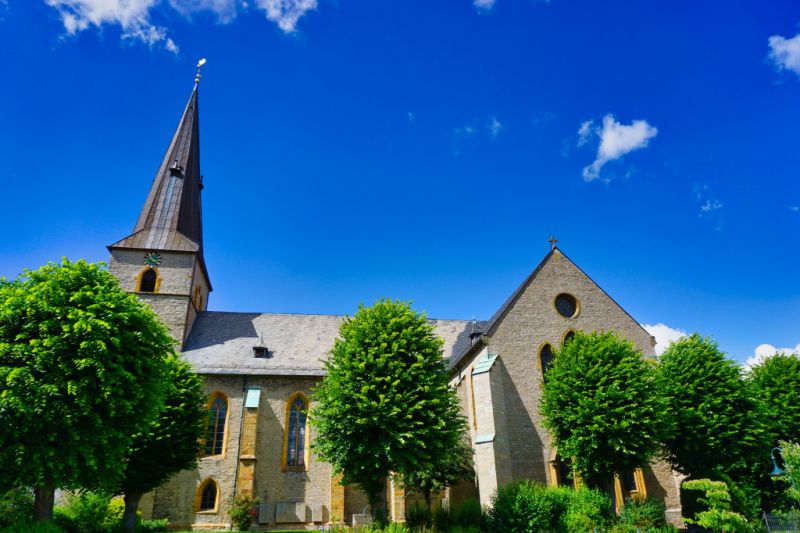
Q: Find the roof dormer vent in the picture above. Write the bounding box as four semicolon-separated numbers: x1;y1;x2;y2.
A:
253;346;271;359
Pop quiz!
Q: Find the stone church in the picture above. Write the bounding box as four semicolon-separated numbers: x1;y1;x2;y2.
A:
106;84;682;530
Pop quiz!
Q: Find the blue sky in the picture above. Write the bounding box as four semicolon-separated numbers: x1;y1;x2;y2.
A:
1;0;798;364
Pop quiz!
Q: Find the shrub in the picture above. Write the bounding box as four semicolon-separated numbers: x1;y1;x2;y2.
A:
229;495;258;532
449;498;483;529
0;488;33;527
405;503;432;530
618;497;667;529
487;481;559;532
487;481;613;533
139;519;169;533
432;505;451;532
561;488;614;533
103;498;125;532
681;479;753;533
0;521;65;533
53;492;115;533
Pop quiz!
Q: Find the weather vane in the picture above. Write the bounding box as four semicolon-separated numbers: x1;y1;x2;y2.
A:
195;58;207;85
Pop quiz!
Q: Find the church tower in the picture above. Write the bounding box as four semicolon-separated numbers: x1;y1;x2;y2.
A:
108;84;211;346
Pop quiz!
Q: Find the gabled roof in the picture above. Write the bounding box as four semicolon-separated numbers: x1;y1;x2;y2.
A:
181;311;476;376
447;247;652;370
109;86;204;254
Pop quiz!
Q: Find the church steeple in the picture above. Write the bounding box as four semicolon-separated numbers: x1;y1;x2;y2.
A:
108;82;211;346
110;86;204;253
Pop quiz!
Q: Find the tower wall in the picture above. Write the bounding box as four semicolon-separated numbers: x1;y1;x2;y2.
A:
108;249;197;344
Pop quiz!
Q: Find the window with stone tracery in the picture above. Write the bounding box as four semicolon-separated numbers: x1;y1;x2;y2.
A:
204;394;227;456
284;394;308;470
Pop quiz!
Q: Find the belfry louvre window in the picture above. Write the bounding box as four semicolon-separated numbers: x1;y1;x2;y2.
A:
540;344;555;381
139;268;157;293
204;395;227;456
286;396;308;469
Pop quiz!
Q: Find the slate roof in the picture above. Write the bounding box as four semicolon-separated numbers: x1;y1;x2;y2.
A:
109;86;204;254
182;311;476;376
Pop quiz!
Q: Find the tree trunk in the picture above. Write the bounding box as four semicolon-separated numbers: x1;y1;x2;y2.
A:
33;484;55;522
423;489;432;511
122;492;142;533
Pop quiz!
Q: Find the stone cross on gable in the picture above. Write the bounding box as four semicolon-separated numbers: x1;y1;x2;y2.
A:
548;235;558;250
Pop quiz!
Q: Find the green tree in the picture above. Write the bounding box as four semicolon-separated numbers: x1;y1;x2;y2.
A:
748;353;800;444
777;441;800;504
540;331;665;489
655;335;768;481
681;479;753;533
311;299;468;518
0;259;172;521
113;356;206;533
402;434;474;510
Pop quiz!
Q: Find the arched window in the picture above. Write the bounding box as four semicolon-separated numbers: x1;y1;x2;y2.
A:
283;393;308;471
539;344;555;381
204;394;227;456
138;268;158;293
557;456;575;488
195;478;218;512
563;330;575;346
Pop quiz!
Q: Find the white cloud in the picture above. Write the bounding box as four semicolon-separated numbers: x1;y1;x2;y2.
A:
489;116;503;138
577;120;593;146
693;183;724;229
254;0;316;33
700;199;723;213
580;114;658;181
768;32;800;77
455;123;476;137
169;0;237;22
474;0;496;11
44;0;315;50
45;0;175;51
744;343;800;370
643;323;687;356
790;206;799;212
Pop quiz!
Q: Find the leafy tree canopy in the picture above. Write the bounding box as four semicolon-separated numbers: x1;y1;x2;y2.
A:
113;355;207;533
311;299;468;512
0;259;173;518
540;331;665;488
747;353;800;445
402;434;474;509
655;334;769;480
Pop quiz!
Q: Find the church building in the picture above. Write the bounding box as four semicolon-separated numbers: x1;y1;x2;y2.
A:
107;83;682;530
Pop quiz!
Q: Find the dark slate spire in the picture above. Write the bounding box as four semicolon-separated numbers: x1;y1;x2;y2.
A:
110;86;203;252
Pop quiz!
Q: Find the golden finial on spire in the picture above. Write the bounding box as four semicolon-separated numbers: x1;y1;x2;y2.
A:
195;58;207;85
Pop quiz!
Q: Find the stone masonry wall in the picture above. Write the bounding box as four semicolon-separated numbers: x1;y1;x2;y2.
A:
450;250;681;524
152;375;335;529
153;375;244;529
109;249;196;343
486;250;656;485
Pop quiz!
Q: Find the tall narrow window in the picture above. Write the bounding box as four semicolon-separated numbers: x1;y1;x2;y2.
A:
205;394;227;456
197;479;218;512
139;268;157;293
540;344;555;381
557;456;575;488
285;394;308;470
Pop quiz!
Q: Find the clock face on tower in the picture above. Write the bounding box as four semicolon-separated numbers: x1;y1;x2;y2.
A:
144;253;162;267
